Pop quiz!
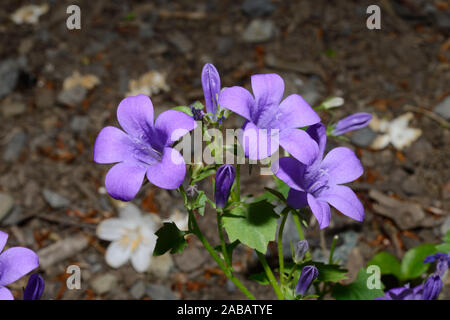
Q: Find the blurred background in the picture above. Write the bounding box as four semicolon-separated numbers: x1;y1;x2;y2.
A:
0;0;449;299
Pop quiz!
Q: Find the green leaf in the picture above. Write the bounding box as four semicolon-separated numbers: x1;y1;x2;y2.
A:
191;191;208;216
214;240;240;262
153;222;187;256
443;231;450;244
367;252;402;279
222;200;279;254
173;106;194;117
191;168;216;183
400;244;437;280
436;243;450;253
332;269;384;300
249;272;270;285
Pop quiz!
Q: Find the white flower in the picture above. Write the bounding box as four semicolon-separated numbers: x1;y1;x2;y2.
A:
97;203;157;273
369;112;422;150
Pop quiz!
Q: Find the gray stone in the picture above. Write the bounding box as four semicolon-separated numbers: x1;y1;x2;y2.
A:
146;284;178;300
280;214;300;258
139;23;154;39
167;31;193;54
242;0;275;17
242;19;276;43
0;59;20;99
434;96;450;120
174;246;206;272
441;216;450;237
3;130;27;162
42;189;70;209
217;37;234;56
70;116;89;133
435;11;450;30
0;193;14;222
298;78;321;106
333;231;358;263
1;205;23;226
1;99;26;117
226;279;237;294
350;127;377;147
401;175;423;195
57;85;87;106
130;280;147;299
90;273;119;295
148;252;174;279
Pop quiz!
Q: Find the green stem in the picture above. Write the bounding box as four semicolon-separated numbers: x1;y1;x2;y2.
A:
277;212;288;290
292;213;311;260
188;210;256;300
328;235;339;264
256;251;284;300
216;211;231;267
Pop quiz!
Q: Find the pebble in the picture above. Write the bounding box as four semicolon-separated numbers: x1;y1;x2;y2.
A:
130;280;147;299
242;19;276;43
35;87;55;108
57;85;87;106
434;96;450;120
0;193;14;222
146;284;178;300
350;127;377;147
42;189;70;209
441;216;450;237
217;37;234;56
0;59;20;99
167;31;193;54
3;130;27;162
174;246;206;272
226;279;237;294
241;0;275;17
90;273;119;296
1;205;23;226
148;252;174;279
70;116;89;133
401;175;423;195
1;98;26;117
332;231;358;264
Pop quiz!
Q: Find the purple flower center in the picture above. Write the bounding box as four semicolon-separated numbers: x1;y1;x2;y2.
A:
131;137;162;165
304;168;330;196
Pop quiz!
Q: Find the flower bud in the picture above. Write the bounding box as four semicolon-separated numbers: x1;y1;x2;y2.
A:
294;240;309;263
422;274;442;300
331;112;372;136
295;265;319;296
24;274;45;300
201;63;221;119
214;164;235;209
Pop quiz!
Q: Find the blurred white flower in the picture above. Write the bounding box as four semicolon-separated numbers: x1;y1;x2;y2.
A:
97;203;157;273
11;4;49;25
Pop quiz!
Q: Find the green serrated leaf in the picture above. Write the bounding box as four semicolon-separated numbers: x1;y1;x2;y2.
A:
173;106;194;117
222;200;279;254
400;244;437;280
154;222;187;256
191;191;208;216
367;252;402;279
249;272;270;285
332;269;384;300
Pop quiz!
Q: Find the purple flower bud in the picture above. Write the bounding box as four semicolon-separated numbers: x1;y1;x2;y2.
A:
201;63;221;119
424;252;450;278
24;274;45;300
190;102;205;121
214;164;235;209
295;265;318;296
331;112;372;136
294;240;309;263
422;274;442;300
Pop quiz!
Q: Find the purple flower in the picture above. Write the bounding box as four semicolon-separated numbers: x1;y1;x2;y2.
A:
24;274;44;300
422;274;442;300
214;164;236;209
272;123;364;229
219;74;320;162
201;63;221;119
424;252;449;277
294;240;309;263
295;265;318;296
331;112;372;136
376;284;424;300
0;231;39;300
94;94;197;201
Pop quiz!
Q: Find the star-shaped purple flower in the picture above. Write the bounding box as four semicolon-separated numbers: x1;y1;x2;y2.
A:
219;74;320;163
0;231;39;300
94;94;197;201
272;123;364;229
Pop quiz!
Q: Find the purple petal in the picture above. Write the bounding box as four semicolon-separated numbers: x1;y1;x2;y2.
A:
321;147;363;185
201;63;221;116
0;286;13;300
146;147;186;189
105;162;146;201
287;189;308;209
279;128;319;165
218;86;254;121
24;274;45;300
307;194;331;229
93;126;133;164
0;231;8;253
0;247;39;286
319;185;364;222
154;110;197;146
307;123;327;161
271;157;305;191
278;94;320;130
332;113;372;136
239;121;279;160
250;74;284;127
117;94;154;137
